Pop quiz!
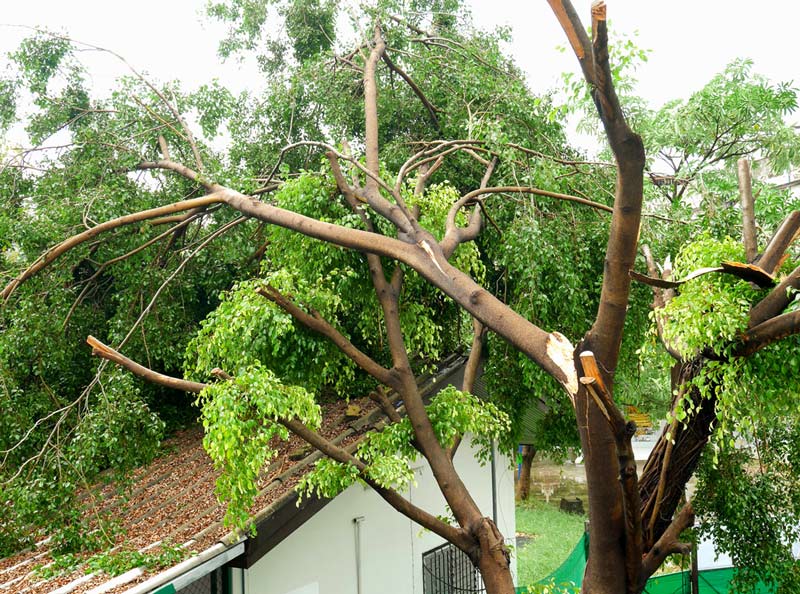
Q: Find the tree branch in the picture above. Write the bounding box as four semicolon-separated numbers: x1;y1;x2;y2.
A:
749;264;800;328
1;193;226;301
87;336;206;393
442;185;612;258
280;418;473;550
382;51;440;131
755;210;800;275
369;386;402;424
85;337;471;552
137;160;219;192
255;284;395;387
639;502;694;587
449;318;486;460
738;309;800;356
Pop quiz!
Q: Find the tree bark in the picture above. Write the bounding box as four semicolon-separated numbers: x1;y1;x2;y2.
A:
639;360;715;550
472;517;516;594
516;446;537;501
737;158;758;262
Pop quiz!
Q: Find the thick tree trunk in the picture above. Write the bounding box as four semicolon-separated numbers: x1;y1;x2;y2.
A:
516;446;537;500
478;559;516;594
575;381;628;594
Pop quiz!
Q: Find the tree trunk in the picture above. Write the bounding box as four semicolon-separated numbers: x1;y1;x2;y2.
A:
576;380;628;594
473;517;516;594
516;446;537;500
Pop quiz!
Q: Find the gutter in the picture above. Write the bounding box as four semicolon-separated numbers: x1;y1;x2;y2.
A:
125;539;244;594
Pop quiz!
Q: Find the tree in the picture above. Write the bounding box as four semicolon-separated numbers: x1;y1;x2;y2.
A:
2;2;800;593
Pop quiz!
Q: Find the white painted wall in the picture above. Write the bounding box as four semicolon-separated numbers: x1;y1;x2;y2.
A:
244;438;516;594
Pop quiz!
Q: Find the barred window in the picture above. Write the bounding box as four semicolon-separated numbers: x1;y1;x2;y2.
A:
422;543;485;594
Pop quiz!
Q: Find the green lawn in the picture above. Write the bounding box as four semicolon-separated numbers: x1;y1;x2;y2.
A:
515;500;586;588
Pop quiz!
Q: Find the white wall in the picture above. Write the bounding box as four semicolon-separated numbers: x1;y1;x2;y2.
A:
244;439;516;594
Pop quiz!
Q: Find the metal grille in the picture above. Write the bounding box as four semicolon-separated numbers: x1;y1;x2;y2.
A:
422;543;485;594
177;567;226;594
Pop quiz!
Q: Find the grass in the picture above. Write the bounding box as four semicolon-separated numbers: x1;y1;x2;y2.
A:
515;499;586;588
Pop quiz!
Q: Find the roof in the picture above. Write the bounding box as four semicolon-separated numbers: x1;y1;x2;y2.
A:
0;354;469;594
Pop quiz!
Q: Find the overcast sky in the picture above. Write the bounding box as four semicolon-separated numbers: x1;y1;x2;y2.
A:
1;1;798;118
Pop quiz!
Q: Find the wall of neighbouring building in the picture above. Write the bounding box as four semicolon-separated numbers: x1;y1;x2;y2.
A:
242;437;516;594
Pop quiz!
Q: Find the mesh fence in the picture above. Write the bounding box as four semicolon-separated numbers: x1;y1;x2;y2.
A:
516;534;778;594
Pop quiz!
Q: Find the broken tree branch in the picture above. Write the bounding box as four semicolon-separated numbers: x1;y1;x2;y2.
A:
85;338;472;553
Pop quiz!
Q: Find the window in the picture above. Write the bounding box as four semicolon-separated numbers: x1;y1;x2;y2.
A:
422;543;485;594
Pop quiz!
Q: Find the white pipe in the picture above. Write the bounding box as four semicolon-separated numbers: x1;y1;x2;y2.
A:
353;516;365;594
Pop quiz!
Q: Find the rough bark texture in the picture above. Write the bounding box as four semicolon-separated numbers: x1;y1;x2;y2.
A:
639;360;715;550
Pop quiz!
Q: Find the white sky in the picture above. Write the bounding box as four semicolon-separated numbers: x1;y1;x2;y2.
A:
1;0;798;122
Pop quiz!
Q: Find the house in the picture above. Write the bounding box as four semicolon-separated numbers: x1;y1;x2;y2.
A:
0;355;516;594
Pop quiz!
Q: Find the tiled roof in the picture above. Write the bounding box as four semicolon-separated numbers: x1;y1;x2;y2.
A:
1;355;467;593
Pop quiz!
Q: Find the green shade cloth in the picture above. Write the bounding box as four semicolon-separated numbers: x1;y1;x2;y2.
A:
516;534;777;594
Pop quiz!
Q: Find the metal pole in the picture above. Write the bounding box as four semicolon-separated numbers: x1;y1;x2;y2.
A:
490;440;498;525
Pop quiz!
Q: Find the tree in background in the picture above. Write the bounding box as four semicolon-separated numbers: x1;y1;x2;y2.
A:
2;1;800;592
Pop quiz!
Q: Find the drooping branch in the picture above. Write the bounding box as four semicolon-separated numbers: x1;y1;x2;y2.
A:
381;51;440;130
9;150;575;406
280;417;472;551
395;140;487;193
85;338;471;552
137;160;219;192
442;185;612;259
87;336;206;393
1;193;226;301
62;210;208;329
255;284;395;388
